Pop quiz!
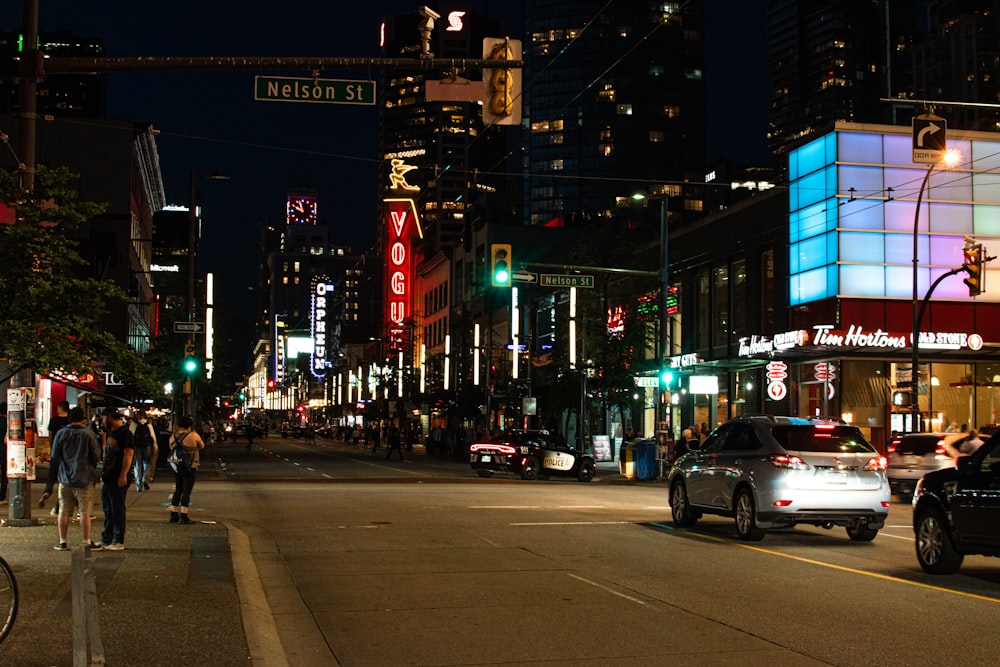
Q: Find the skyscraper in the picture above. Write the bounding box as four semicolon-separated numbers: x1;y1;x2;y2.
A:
524;1;706;227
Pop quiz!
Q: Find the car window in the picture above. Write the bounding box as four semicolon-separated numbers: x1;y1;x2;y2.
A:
895;436;941;455
770;425;876;453
700;425;730;454
721;423;762;452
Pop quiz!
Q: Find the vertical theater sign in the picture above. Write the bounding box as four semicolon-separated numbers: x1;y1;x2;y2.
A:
384;159;424;353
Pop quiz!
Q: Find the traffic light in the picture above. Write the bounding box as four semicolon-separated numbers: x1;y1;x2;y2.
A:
183;341;198;374
660;369;675;388
491;243;512;287
962;241;984;296
482;38;522;126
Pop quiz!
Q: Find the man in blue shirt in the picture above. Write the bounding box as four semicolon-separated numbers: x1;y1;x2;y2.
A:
50;406;102;551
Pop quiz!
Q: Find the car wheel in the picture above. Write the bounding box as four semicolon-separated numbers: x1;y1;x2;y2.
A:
476;470;494;478
670;481;698;527
577;460;596;482
519;456;539;480
846;522;879;542
734;488;765;541
915;507;964;574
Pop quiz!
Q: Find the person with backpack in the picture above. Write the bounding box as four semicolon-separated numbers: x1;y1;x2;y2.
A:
168;416;205;524
129;410;158;492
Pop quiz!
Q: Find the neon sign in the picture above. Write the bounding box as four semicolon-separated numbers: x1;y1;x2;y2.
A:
384;160;424;352
311;278;334;379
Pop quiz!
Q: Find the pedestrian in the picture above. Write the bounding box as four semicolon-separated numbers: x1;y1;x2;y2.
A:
0;402;8;506
96;408;134;551
130;410;158;492
385;423;405;462
430;424;445;456
40;400;71;514
246;423;254;451
959;429;985;456
169;416;205;524
50;407;103;551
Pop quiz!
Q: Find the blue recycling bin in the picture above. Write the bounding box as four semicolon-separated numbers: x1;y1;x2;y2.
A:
634;440;658;480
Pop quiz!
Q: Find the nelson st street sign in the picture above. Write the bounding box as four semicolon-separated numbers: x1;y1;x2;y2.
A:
254;76;375;106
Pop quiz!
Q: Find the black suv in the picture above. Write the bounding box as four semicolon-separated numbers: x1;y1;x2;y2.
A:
469;430;596;482
913;435;1000;574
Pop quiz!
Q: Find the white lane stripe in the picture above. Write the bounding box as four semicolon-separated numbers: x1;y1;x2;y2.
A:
567;573;646;605
876;532;913;542
511;521;631;526
559;505;605;509
322;473;332;479
469;506;541;509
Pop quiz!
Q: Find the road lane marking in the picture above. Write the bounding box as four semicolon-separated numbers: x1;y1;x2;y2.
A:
469;505;541;509
511;521;631;526
567;573;646;605
559;505;605;509
877;532;913;542
676;528;1000;605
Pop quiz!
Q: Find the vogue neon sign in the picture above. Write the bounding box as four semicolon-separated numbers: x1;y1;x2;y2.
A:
384;160;423;352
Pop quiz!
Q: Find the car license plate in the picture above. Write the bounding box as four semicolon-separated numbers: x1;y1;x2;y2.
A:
906;456;921;466
825;470;848;484
480;454;491;462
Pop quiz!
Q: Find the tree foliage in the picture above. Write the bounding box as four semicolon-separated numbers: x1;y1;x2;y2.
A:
0;165;154;393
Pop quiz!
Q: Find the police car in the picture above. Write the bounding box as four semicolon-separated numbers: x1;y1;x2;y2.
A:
469;430;597;482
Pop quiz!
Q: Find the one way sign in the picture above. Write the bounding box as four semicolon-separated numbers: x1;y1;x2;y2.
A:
912;113;947;164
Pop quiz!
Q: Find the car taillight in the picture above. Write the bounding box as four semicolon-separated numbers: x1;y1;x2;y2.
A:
887;440;900;453
934;442;950;460
470;443;516;455
863;456;887;471
769;455;808;469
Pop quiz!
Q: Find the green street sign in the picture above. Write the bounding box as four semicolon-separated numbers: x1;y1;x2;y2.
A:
540;273;594;288
254;76;376;106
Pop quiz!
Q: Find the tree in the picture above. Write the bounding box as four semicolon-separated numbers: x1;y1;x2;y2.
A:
0;165;154;393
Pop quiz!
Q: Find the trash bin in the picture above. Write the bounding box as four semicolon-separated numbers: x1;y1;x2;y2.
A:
619;442;635;479
634;440;658;480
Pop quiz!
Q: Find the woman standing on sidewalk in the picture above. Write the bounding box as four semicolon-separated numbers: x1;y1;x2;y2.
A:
168;416;204;524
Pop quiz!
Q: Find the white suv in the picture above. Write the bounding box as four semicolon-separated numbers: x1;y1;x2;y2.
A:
667;416;891;541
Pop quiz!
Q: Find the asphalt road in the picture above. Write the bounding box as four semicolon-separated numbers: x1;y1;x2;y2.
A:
190;436;1000;666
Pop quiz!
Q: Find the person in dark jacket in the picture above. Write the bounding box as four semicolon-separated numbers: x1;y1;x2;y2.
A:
50;407;102;551
40;401;71;513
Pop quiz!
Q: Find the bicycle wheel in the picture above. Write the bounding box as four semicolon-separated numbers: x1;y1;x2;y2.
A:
0;555;18;643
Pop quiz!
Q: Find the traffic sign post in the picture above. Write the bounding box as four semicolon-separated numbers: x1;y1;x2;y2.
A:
912;113;947;164
174;321;205;334
254;76;375;105
512;270;537;284
540;274;594;288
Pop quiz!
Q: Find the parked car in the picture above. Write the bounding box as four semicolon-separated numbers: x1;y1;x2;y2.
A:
667;416;891;541
469;430;596;482
886;433;961;500
912;435;1000;574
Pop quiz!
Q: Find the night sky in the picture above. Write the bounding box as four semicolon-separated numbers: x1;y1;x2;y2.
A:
5;0;768;351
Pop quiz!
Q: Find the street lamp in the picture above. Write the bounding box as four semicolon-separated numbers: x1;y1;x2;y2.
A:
632;192;670;434
910;149;960;432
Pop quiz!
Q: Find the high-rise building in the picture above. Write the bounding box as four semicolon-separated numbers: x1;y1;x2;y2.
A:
0;28;104;117
766;0;1000;160
378;6;510;254
524;1;707;227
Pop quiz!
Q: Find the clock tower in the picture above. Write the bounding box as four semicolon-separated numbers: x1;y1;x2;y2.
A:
286;192;318;225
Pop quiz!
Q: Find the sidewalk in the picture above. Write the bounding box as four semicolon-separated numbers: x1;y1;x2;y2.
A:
1;477;252;666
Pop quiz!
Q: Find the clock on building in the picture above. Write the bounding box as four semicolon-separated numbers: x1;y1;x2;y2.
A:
287;196;317;224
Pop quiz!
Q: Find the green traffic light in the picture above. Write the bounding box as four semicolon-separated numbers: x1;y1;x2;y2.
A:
495;266;509;284
184;358;198;373
660;369;674;386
